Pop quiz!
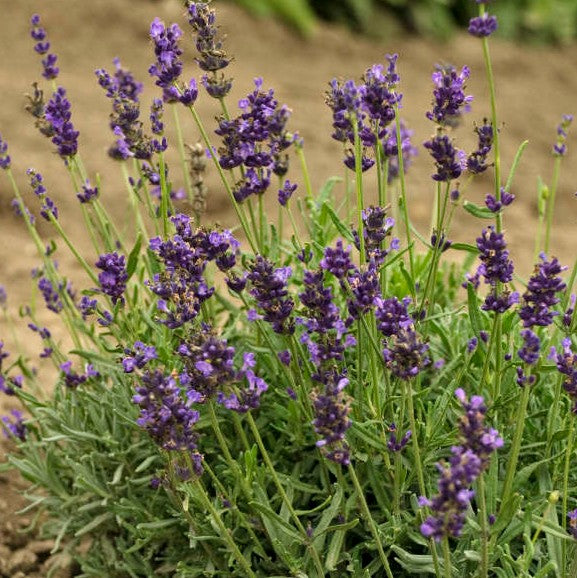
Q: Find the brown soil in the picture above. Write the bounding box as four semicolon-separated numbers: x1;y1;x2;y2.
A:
1;0;577;572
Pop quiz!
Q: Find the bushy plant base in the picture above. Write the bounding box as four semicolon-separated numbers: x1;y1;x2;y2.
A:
1;1;577;577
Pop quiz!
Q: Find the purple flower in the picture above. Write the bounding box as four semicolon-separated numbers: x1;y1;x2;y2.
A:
247;256;295;334
468;14;498;38
467;337;478;353
96;61;154;161
133;370;203;473
30;15;59;79
423;133;465;182
123;341;158;373
0;134;11;170
374;296;413;337
383;327;430;380
278;180;297;206
360;56;401;129
320;240;355;279
312;371;352;465
188;3;232;73
353;205;397;264
426;64;472;128
96;252;128;305
278;350;291;366
387;424;411;453
148;18;184;100
60;361;100;388
44;88;79;157
553;114;573;157
38;276;64;313
519;254;567;328
27;169;58;221
485;188;515;213
1;410;26;441
564;294;576;328
467;120;494;174
550;338;577;413
420;448;481;541
77;180;99;204
518;329;541;365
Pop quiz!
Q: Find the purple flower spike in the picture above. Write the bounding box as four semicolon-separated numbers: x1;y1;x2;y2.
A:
320;240;355;279
45;88;79;158
30;14;59;79
426;64;472;128
467;119;494;174
568;509;577;540
96;252;128;305
550;339;577;413
1;410;26;441
0;134;11;170
278;179;297;206
553;114;573;157
518;329;541;365
77;180;99;204
468;13;498;38
520;254;567;328
148;18;184;100
424;133;465;182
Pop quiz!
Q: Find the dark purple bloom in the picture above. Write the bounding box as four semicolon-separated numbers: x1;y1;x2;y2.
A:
179;78;199;106
247;256;294;335
423;133;465;182
550;339;577;413
519;254;567;328
133;370;203;472
353;205;398;264
78;295;97;319
468;13;498;38
60;360;100;388
564;294;576;328
148;18;184;99
0;134;11;170
485;188;515;213
320;240;355;279
430;231;452;252
312;371;352;465
278;179;297;206
187;2;232;73
96;252;128;305
375;296;413;337
467;119;494;174
218;353;268;413
467;337;478;353
387;424;411;453
426;64;472;127
383;326;430;380
345;262;380;319
1;410;26;441
123;341;158;373
278;350;291;366
233;168;271;202
38;276;64;313
518;329;541;365
150;98;165;135
360;56;401;130
27;169;58;221
30;15;59;79
225;272;247;294
419;448;481;541
482;291;519;314
201;74;233;99
44;88;79;157
77;180;99;204
455;388;503;467
96;58;143;102
553;114;573;157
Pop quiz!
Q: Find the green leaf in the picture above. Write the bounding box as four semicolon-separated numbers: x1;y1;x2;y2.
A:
74;512;114;537
450;242;479;254
126;232;143;281
391;545;437;573
467;283;482;335
321;201;354;243
325;527;346;571
249;500;302;543
463;200;496;219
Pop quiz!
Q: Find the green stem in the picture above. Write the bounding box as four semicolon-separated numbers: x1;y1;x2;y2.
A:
245;413;325;576
545;156;562;254
562;419;575;577
347;463;394;578
194;479;256;577
477;474;489;578
171;104;195;203
352;116;366;264
501;384;531;504
296;142;314;202
442;537;452;578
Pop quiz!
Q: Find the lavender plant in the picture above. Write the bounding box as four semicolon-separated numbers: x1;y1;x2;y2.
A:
1;1;577;577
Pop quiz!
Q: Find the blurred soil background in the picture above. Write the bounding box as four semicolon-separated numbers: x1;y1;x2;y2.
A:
1;0;577;573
